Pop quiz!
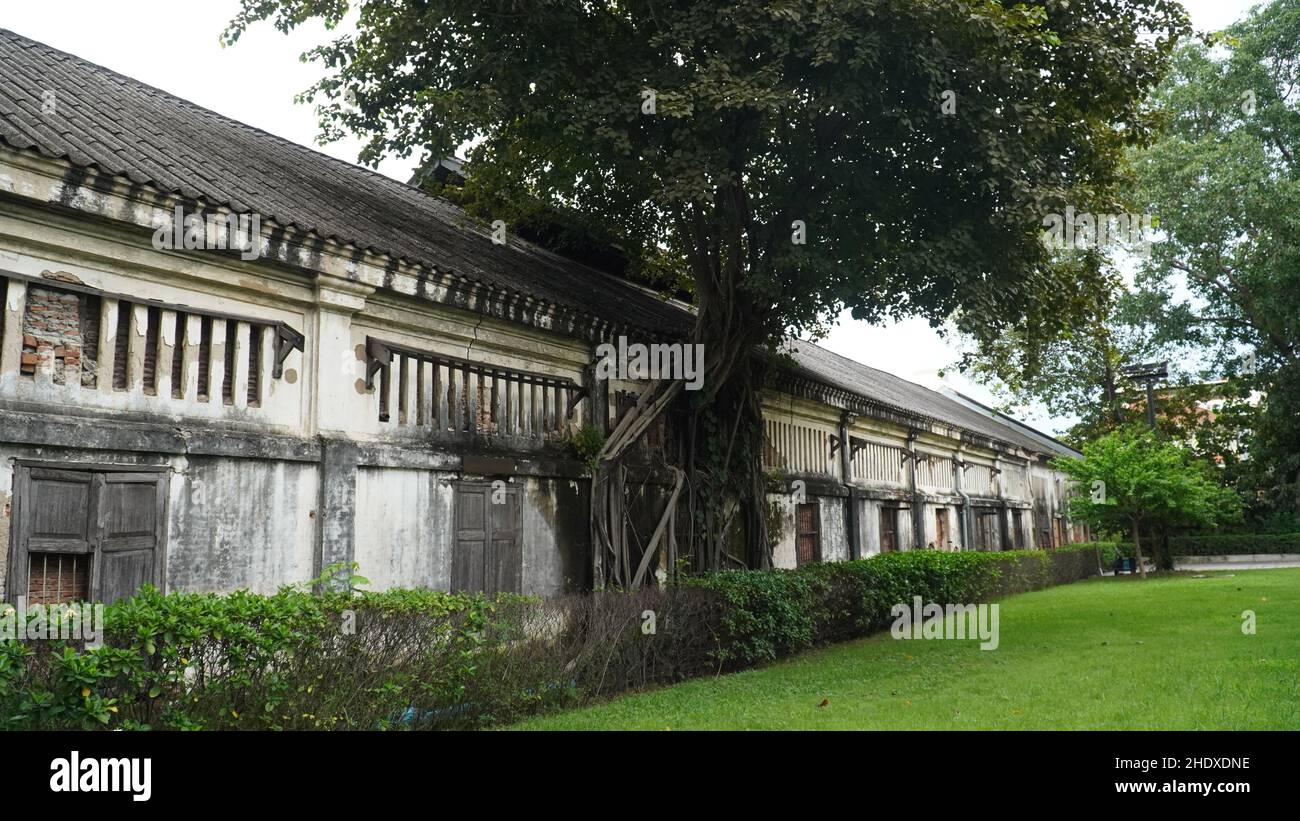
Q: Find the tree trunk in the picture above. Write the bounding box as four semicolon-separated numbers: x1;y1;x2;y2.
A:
1131;517;1147;579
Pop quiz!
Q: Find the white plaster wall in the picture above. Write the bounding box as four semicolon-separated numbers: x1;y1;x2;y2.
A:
166;457;319;594
767;491;797;569
0;244;308;432
353;466;455;591
819;498;850;562
859;499;880;557
522;477;581;596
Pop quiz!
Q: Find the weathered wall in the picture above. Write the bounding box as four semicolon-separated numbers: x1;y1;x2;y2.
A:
522;476;590;595
353;468;590;596
767;490;850;569
353;466;453;591
20;284;98;386
165;456;319;594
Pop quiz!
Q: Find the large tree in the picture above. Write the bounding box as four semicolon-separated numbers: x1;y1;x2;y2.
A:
1127;0;1300;522
225;0;1189;583
958;1;1300;526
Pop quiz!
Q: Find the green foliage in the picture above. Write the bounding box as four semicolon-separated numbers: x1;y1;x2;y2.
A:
1053;427;1242;572
1111;532;1300;557
571;424;606;473
1;545;1102;729
1055;427;1241;533
687;544;1102;666
0;584;497;730
223;0;1189;357
518;569;1300;730
957;2;1300;527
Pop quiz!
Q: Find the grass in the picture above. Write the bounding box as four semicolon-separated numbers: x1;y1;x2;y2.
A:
510;569;1300;730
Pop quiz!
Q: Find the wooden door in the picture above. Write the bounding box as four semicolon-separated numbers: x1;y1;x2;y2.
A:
879;506;897;553
452;482;522;594
796;502;821;566
96;473;168;603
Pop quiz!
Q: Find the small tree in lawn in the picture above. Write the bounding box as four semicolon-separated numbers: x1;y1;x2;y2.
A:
1053;428;1239;578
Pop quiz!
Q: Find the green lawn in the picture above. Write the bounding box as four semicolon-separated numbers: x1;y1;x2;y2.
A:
511;569;1300;730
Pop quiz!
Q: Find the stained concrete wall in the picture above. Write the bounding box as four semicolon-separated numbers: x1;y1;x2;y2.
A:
353;468;590;596
165;456;319;594
0;443;318;598
353;466;453;591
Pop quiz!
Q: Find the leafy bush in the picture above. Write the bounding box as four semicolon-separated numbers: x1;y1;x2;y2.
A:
689;544;1105;667
1168;532;1300;556
1;545;1104;729
1104;533;1299;558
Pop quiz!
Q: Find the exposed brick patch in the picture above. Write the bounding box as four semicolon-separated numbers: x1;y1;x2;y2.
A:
20;285;99;387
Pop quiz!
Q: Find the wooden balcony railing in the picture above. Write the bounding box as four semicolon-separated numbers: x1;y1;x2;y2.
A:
364;337;585;439
0;272;303;409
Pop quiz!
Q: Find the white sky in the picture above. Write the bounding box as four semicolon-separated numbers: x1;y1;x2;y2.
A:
0;0;1262;435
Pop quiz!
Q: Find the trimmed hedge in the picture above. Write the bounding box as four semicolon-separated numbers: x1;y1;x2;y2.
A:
1168;532;1300;556
1;544;1104;730
689;543;1103;666
1104;533;1300;558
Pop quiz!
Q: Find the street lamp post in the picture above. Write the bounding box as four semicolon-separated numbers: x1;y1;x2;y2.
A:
1120;361;1169;432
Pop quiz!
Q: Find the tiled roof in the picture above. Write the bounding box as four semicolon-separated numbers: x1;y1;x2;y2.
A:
0;27;690;337
0;27;1071;459
783;341;1069;456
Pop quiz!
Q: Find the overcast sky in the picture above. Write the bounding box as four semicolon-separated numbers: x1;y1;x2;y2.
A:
0;0;1264;434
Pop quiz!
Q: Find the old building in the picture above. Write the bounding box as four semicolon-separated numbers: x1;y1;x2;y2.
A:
0;30;1083;605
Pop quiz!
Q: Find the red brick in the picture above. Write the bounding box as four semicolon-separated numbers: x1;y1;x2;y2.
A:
22;334;37;348
20;352;39;365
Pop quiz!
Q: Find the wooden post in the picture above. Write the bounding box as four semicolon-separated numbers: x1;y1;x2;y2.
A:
156;309;177;399
96;297;119;392
0;279;26;378
208;318;227;403
126;303;148;395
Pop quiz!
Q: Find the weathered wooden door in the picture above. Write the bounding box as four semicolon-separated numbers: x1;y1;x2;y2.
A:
976;511;1000;551
451;482;522;594
935;508;950;549
95;473;168;603
795;502;821;566
10;464;168;604
879;506;898;553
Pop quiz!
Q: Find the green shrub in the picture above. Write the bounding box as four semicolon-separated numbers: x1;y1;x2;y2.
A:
1103;533;1299;558
690;544;1104;667
1169;532;1300;556
2;545;1103;729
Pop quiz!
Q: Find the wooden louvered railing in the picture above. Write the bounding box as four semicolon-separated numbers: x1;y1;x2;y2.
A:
364;336;586;440
0;272;303;408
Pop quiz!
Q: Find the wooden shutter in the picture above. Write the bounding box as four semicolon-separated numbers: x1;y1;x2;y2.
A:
9;465;166;604
96;473;167;603
879;507;897;553
796;502;820;566
16;468;96;604
451;485;488;593
487;488;522;594
22;468;96;554
452;482;523;594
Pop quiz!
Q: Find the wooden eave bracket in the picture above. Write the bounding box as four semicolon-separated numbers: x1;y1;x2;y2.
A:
272;324;305;379
364;337;391;390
